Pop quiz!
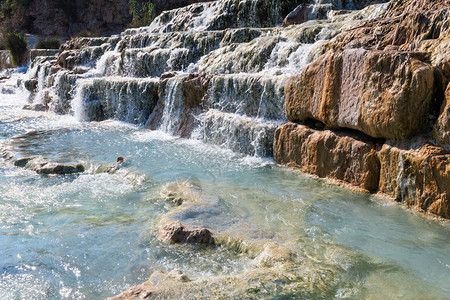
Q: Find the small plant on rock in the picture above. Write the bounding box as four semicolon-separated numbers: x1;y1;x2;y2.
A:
129;0;155;28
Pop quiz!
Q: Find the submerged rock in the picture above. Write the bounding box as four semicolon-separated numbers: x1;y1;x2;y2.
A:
22;103;47;112
253;241;293;267
160;181;202;205
33;162;86;175
107;269;189;300
159;220;215;245
24;79;38;92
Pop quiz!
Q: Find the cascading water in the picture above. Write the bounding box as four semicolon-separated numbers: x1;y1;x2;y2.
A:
37;0;389;157
2;0;449;299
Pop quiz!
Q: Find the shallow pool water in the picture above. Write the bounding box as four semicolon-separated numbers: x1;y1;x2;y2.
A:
0;74;449;299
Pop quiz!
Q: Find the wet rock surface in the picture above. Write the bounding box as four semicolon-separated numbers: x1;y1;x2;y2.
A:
159;220;215;245
282;4;309;27
1;129;86;175
378;142;450;218
274;122;380;192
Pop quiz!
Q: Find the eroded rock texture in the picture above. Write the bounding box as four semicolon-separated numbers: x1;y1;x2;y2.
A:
285;49;435;140
378;143;450;218
275;0;450;218
274;122;380;192
159;221;215;245
433;83;450;147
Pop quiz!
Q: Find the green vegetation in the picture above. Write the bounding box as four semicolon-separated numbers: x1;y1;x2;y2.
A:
35;37;60;49
129;0;155;28
5;32;28;66
0;0;29;17
75;30;100;38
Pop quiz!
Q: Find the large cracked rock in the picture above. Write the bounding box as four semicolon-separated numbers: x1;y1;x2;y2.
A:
378;142;450;218
285;49;435;140
274;122;380;192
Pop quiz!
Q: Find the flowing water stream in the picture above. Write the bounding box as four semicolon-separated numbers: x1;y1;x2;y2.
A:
0;72;449;299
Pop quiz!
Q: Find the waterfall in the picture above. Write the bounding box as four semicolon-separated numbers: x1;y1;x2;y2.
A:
159;78;185;135
72;79;92;122
25;0;391;157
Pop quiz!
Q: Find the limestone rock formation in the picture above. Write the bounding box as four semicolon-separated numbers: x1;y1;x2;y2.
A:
285;49;435;140
33;161;86;175
282;4;309;27
180;73;211;137
274;122;380;192
276;0;450;218
22;0;450;218
378;142;450;218
433;83;450;147
159;220;215;245
148;0;299;33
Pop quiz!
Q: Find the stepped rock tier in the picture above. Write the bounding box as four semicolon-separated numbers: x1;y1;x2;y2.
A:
25;0;449;242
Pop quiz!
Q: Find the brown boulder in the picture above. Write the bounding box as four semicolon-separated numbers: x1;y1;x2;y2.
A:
433;83;450;147
57;50;81;69
273;122;380;192
282;4;309;27
286;49;435;140
179;73;212;138
24;79;38;92
159;221;215;245
378;142;450;218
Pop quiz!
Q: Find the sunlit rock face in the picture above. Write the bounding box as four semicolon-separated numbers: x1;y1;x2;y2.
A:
285;49;435;140
378;143;450;218
274;122;380;192
274;0;450;218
